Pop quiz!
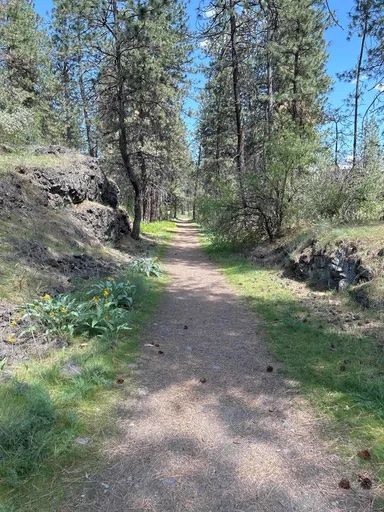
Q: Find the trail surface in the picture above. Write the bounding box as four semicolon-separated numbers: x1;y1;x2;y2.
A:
66;222;371;512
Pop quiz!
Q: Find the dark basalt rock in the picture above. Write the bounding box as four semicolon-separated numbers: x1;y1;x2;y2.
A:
0;150;130;243
286;241;373;291
16;160;119;208
71;203;131;243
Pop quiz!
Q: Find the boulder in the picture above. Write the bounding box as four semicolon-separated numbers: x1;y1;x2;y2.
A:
71;202;131;243
286;241;374;291
16;159;119;208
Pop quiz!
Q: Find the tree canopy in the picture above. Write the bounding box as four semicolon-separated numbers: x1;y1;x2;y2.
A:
1;0;384;239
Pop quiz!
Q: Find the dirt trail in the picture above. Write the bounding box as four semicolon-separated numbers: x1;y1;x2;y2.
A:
65;222;372;512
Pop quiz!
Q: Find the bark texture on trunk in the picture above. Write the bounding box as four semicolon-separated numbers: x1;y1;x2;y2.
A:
112;0;142;240
352;15;368;168
229;0;246;208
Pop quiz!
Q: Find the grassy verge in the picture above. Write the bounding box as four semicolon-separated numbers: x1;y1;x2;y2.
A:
0;150;89;175
284;221;384;248
203;238;384;491
0;221;176;512
141;220;177;256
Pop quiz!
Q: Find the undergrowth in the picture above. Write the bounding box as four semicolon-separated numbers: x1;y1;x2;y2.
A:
0;221;174;512
202;236;384;491
129;257;161;277
24;277;136;341
0;151;85;175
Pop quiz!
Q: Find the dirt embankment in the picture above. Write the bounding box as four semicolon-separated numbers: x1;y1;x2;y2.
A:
249;226;384;310
0;148;134;363
247;227;384;371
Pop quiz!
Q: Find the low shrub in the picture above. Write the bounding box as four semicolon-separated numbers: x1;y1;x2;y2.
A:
24;277;135;341
129;257;162;277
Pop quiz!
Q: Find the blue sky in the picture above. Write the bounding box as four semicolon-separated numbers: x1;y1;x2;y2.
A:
35;0;368;138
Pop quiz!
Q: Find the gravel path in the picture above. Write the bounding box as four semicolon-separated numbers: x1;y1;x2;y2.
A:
65;222;372;511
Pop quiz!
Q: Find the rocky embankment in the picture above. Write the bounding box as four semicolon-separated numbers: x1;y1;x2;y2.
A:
0;148;132;361
286;240;374;291
250;234;384;309
0;149;130;243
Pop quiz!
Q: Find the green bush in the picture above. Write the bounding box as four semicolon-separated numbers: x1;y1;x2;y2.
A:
24;277;135;341
130;257;162;277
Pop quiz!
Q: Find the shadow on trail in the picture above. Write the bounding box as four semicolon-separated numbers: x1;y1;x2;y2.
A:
62;223;374;512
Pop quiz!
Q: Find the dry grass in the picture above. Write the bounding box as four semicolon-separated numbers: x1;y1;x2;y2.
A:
205;234;384;506
0;150;88;175
0;207;124;303
0;221;175;512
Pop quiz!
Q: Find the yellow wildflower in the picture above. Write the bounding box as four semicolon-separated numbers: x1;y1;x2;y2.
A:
10;319;18;327
102;289;110;298
42;293;52;302
6;334;16;344
92;296;100;303
60;306;68;314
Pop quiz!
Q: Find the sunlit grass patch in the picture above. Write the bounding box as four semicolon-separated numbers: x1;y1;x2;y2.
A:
142;220;176;242
0;219;177;510
324;222;384;245
0;150;87;175
203;239;384;485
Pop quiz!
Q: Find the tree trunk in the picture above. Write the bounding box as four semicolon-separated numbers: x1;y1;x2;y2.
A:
229;0;246;208
112;0;142;240
192;145;201;221
142;188;148;221
132;190;142;240
75;25;97;157
334;118;339;167
267;57;273;132
292;50;299;123
352;15;368;168
173;196;177;218
215;95;222;178
261;0;277;136
78;62;97;157
150;189;156;221
62;61;73;146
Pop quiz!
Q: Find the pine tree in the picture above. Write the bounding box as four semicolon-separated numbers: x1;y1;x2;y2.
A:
51;0;100;154
0;0;57;144
97;0;190;238
197;0;329;242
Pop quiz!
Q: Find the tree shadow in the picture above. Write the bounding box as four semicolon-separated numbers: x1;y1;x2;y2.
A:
61;223;378;511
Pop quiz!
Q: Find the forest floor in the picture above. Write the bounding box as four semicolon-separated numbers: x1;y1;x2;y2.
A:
62;221;376;512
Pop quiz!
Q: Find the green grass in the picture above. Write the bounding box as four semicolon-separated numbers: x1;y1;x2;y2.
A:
142;220;177;256
324;222;384;245
0;150;86;175
0;221;175;511
142;219;176;239
287;221;384;252
203;238;384;486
